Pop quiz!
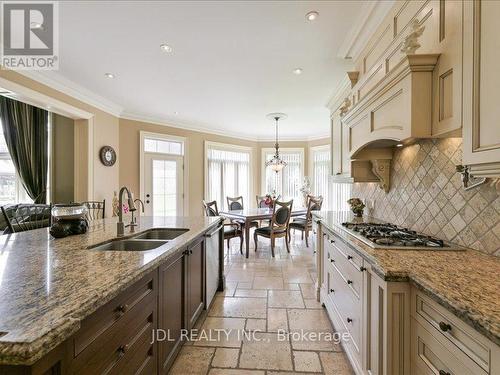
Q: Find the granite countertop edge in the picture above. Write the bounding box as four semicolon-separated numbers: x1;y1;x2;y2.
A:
315;212;500;346
0;217;223;366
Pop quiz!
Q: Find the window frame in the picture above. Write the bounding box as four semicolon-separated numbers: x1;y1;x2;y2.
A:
261;147;304;201
0;119;35;204
204;141;253;211
139;131;188;215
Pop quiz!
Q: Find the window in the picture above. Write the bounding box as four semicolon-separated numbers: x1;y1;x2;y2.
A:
205;142;251;211
310;145;330;208
140;132;186;217
144;137;183;155
262;148;304;202
0;122;32;205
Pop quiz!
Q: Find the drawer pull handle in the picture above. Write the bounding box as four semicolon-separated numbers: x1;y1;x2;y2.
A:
330;289;335;293
118;344;129;357
347;280;353;285
330;259;335;263
439;322;452;332
347;318;352;323
329;239;335;244
347;255;353;260
116;304;129;315
438;371;450;375
360;266;366;272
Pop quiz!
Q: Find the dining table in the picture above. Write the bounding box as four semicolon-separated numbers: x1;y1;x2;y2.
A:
220;206;307;258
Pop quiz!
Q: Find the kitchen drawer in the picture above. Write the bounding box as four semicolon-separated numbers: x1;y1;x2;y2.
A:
329;244;363;299
107;312;156;375
327;232;364;271
73;271;156;357
72;294;156;374
412;318;487;375
329;263;362;351
413;292;490;372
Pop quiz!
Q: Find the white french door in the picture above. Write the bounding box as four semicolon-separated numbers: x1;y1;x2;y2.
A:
143;153;184;216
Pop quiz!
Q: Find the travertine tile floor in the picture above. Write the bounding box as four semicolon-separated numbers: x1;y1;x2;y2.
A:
169;233;354;374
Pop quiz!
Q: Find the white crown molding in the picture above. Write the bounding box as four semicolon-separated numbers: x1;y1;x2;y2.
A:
18;70;124;117
337;0;394;61
15;71;329;142
325;75;351;111
122;111;328;143
121;111;261;141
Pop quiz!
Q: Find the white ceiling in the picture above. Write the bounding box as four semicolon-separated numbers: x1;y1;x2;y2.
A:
32;1;385;140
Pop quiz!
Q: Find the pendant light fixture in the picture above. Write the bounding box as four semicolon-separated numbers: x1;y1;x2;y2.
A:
265;113;288;173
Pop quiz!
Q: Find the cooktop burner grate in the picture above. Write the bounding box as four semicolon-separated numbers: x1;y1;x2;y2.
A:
340;222;454;249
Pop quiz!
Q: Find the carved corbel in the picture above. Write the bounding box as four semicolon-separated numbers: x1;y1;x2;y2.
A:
371;159;391;193
347;71;359;88
339;97;351;117
401;18;425;54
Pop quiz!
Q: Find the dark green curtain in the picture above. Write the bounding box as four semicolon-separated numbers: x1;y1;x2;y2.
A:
0;96;48;204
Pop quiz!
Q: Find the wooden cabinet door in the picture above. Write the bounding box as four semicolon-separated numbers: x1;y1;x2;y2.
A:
187;238;205;329
158;251;185;374
341;119;351;177
331;111;342;175
463;0;500;175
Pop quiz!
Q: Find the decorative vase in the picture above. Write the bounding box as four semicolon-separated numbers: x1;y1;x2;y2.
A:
353;209;363;217
347;198;365;218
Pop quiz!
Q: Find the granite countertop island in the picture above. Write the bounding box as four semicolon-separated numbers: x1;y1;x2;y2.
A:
0;216;222;365
314;211;500;346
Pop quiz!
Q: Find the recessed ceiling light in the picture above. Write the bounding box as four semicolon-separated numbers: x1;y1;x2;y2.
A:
104;73;115;79
293;68;303;75
396;143;404;147
305;11;319;21
160;44;173;53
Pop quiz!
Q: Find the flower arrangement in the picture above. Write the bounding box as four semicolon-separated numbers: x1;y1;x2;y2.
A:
299;177;311;207
264;190;278;207
347;198;365;217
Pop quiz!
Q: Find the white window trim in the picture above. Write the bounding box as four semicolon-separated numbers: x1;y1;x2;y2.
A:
260;147;304;196
204;141;253;209
139;131;189;215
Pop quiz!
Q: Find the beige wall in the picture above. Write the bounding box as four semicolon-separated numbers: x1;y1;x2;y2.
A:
0;70;329;218
119;117;329;216
51;114;74;203
0;70;120;216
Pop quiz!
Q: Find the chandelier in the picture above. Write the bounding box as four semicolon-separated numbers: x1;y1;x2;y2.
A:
265;113;287;173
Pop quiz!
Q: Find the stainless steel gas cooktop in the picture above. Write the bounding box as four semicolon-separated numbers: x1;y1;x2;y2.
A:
340;222;464;250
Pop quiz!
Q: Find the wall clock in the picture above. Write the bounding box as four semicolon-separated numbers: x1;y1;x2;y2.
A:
99;146;116;166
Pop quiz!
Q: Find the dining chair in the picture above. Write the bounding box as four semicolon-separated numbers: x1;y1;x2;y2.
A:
227;196;259;229
253;199;293;257
1;203;52;233
81;200;105;221
289;195;323;247
203;200;243;254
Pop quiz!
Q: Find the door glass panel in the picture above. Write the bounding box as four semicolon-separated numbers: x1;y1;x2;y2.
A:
152;159;177;216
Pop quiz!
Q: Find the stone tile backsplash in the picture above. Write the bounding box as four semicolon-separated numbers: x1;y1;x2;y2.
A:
349;138;500;256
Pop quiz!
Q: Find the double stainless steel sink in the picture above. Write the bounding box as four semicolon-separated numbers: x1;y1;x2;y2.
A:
90;228;189;251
